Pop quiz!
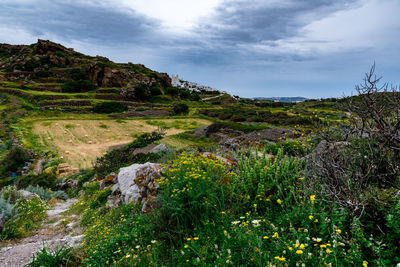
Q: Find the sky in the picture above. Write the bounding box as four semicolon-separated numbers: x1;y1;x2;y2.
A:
0;0;399;98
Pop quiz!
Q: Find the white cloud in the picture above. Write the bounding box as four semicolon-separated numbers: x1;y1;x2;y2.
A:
117;0;224;32
0;26;37;44
248;0;400;56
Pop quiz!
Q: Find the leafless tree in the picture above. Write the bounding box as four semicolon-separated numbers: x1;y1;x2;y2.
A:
345;64;400;153
308;65;400;220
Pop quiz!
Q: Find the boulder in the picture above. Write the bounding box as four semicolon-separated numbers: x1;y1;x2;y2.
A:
57;179;78;190
307;140;351;169
117;162;162;211
106;183;122;209
193;126;208;138
149;143;169;154
99;172;118;189
19;190;39;200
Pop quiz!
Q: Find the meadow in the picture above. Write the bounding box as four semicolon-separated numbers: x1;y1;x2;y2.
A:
16;116;212;169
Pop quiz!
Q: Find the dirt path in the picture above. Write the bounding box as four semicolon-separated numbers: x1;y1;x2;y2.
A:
201;94;223;101
33;158;44;175
0;199;83;267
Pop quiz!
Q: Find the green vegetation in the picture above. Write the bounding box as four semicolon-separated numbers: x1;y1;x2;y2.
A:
1;196;48;239
0;146;30;173
93;101;128;113
0;42;399;266
201;106;320;126
61;80;96;93
173;103;189;115
0;184;69;239
29;246;82;267
93;131;165;176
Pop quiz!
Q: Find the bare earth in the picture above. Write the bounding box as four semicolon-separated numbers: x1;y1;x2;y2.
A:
0;199;83;267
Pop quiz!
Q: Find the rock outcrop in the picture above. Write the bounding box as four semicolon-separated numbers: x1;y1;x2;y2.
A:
115;162;162;213
0;39;172;95
194;123;297;151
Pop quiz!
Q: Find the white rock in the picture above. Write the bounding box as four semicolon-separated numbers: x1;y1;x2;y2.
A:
150;143;168;154
117;162;161;204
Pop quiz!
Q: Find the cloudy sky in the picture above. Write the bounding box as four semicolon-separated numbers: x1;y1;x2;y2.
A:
1;0;399;98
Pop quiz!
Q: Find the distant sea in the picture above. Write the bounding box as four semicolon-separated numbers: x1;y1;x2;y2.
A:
253;97;308;103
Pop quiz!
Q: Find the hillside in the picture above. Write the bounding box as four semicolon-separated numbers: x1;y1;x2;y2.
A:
0;42;399;266
0;40;228;113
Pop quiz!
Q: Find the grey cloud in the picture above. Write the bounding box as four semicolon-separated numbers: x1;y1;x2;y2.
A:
196;0;360;44
0;0;161;45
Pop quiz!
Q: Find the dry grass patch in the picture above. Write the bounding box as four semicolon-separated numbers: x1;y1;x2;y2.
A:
32;118;211;169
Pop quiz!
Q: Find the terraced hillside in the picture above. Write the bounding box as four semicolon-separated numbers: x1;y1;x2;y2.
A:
0;40;228;114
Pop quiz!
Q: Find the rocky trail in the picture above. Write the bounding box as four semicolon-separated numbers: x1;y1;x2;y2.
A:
0;198;83;267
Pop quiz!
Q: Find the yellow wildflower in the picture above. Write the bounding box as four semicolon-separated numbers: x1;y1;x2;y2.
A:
362;261;368;267
296;250;304;254
310;195;316;205
274;256;286;261
277;199;282;205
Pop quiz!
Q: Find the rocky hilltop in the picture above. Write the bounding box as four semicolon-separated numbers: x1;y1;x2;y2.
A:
0;39;171;96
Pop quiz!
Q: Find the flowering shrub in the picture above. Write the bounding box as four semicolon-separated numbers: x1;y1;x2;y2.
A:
155;153;236;240
1;197;48;239
233;149;305;215
76;151;397;266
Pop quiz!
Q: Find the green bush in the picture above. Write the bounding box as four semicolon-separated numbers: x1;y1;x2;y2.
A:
150;86;162;96
29;246;81;267
0;185;22;204
165;86;180;96
179;90;191;99
61;80;96;93
0;146;30;173
233;149;305;214
1;197;48;239
134;83;151;100
65;169;94;186
190;92;201;101
68;68;87;81
94;131;164;176
156;153;235;240
17;172;58;189
93;101;127;113
25;185;68;201
32;69;51;78
172;103;189;115
0;198;16;221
